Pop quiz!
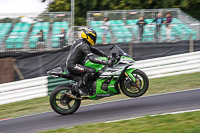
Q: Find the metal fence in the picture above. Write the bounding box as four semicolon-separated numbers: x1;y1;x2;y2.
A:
0;34;70;52
87;8;180;24
87;8;200;44
1;23;199;52
88;23;200;44
0;12;71;24
0;12;71;52
0;9;200;52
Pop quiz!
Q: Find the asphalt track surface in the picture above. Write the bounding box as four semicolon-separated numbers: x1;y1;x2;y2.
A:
1;88;200;133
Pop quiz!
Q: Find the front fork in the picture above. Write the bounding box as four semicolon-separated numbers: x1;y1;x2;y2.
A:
124;68;138;86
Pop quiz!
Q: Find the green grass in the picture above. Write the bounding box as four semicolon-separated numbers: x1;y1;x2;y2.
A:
0;72;200;119
38;111;200;133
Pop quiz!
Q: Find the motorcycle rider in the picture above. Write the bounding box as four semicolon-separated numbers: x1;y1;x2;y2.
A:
66;28;113;95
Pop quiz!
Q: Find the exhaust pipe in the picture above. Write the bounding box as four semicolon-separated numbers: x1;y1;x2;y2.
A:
64;91;82;100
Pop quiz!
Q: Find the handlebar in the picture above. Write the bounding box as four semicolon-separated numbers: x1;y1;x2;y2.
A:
109;52;121;66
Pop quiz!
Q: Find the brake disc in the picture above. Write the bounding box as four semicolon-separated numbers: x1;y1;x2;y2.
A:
135;78;142;89
124;77;141;91
60;94;71;106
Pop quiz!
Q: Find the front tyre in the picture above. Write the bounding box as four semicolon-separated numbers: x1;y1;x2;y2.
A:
50;85;81;115
120;69;149;97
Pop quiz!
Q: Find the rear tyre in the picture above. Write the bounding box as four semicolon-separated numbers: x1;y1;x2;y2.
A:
120;69;149;97
50;85;81;115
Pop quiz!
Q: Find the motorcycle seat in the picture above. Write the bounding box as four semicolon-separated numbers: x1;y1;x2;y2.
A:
62;67;82;81
47;67;82;82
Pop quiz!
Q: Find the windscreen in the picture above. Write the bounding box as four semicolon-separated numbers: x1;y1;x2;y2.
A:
109;45;130;57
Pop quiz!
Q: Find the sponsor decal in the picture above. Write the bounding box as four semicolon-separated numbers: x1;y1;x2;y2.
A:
94;58;103;63
74;64;84;72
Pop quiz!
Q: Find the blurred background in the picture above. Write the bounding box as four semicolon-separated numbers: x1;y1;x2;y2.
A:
0;1;200;132
0;0;199;83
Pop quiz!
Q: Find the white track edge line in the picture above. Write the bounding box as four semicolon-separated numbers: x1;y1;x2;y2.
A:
81;88;200;107
104;108;200;123
0;88;200;122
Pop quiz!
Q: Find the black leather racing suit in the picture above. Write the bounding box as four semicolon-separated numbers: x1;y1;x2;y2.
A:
66;39;108;87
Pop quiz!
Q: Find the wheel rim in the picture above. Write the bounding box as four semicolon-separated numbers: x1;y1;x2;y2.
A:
54;89;77;112
123;72;145;94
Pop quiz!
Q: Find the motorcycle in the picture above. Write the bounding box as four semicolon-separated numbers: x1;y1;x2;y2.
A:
47;45;149;115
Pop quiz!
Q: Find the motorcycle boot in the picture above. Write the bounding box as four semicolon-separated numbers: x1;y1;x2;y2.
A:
74;79;88;96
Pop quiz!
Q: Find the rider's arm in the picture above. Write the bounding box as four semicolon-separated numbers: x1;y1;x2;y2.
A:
82;44;108;65
90;46;108;57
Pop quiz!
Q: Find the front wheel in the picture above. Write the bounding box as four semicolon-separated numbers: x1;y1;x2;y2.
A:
49;85;81;115
120;69;149;97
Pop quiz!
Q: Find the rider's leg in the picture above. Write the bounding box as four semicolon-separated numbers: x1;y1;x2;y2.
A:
81;67;96;86
67;64;96;95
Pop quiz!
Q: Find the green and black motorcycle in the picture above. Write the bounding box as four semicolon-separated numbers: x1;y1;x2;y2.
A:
47;45;149;115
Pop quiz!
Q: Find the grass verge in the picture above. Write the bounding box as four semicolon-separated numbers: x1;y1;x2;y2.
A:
38;111;200;133
0;72;200;119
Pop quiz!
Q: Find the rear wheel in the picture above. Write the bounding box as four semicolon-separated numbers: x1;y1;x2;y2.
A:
49;85;81;115
120;69;149;97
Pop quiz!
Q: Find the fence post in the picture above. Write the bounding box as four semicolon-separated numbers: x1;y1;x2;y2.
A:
129;42;133;58
189;33;194;52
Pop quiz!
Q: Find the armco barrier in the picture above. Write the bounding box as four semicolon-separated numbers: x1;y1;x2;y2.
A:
47;77;72;95
0;51;200;105
133;51;200;78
